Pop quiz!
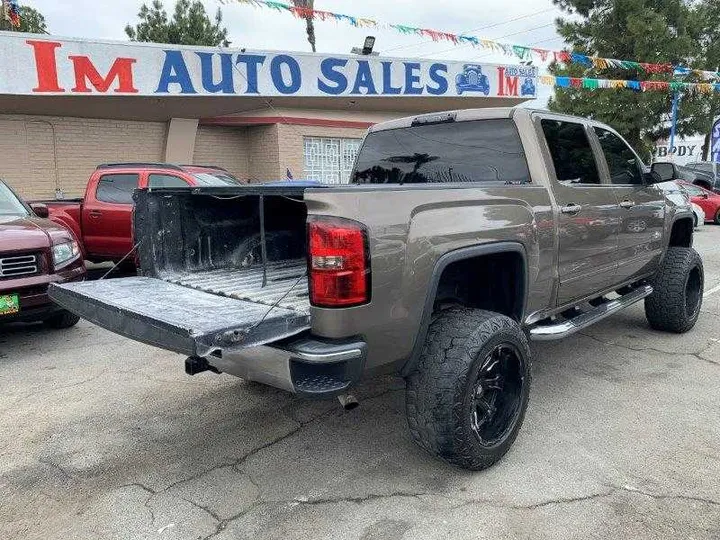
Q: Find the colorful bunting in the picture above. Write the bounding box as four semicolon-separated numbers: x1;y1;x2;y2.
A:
1;0;21;28
223;0;720;81
539;75;720;93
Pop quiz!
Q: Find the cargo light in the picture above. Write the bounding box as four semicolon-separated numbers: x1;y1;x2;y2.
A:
308;217;370;307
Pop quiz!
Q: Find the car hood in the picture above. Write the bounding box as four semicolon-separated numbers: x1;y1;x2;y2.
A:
0;215;73;252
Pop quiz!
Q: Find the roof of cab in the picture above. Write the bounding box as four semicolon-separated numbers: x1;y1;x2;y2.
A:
368;107;517;133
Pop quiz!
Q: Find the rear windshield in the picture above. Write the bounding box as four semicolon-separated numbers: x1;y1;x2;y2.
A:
191;172;243;186
351;119;530;185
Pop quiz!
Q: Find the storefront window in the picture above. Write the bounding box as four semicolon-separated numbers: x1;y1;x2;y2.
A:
303;137;362;184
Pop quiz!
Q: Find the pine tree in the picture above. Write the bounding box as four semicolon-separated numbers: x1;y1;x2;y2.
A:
125;0;229;47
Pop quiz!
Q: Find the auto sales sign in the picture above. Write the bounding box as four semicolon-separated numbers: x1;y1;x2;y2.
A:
0;32;537;99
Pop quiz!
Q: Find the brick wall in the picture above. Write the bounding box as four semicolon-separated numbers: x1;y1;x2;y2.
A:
277;124;368;182
247;124;281;181
0;115;167;199
192;126;249;180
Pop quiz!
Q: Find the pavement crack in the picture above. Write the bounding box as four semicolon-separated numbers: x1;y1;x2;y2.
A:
578;332;718;366
38;458;74;481
452;489;615;511
200;501;265;540
292;491;429;506
615;485;720;506
179;496;222;523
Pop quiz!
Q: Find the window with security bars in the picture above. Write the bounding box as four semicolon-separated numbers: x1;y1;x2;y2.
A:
303;137;362;184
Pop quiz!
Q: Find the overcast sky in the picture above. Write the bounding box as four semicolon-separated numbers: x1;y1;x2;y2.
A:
23;0;565;106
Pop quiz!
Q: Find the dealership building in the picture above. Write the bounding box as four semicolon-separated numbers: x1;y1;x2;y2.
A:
0;32;536;199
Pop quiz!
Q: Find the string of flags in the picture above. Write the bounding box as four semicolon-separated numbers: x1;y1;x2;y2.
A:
1;0;20;28
222;0;720;81
539;75;720;94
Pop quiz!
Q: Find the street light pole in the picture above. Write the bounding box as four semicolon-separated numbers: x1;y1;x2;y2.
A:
669;90;681;160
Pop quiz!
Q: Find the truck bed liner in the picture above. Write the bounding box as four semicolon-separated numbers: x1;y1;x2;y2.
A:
49;275;311;357
162;260;309;313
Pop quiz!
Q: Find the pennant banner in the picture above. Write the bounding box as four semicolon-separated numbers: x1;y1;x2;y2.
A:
1;0;21;28
539;75;720;93
222;0;720;81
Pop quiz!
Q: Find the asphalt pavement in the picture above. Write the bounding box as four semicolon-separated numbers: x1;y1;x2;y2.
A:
1;228;719;540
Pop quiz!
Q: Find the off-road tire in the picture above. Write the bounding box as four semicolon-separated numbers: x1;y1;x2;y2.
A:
644;247;703;333
43;310;81;329
405;308;532;471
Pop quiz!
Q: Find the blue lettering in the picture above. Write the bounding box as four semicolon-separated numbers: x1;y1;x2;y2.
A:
351;60;377;95
318;58;348;95
270;55;301;94
427;63;448;95
236;54;265;94
196;52;234;93
381;62;402;95
155;50;196;94
404;62;423;95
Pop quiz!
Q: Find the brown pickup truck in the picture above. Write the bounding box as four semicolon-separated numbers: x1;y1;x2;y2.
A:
0;181;86;328
50;108;702;470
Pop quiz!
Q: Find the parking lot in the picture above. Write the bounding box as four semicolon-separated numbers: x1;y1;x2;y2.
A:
0;230;718;540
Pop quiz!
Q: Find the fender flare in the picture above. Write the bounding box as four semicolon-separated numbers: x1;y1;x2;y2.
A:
400;241;528;377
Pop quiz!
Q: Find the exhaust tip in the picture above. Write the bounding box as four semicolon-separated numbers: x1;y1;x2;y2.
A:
338;393;359;411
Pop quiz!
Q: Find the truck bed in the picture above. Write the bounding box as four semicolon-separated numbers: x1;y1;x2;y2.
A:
163;259;309;313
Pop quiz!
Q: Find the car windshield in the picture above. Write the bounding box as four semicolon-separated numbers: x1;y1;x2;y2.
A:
0;182;29;217
191;172;242;186
689;162;714;173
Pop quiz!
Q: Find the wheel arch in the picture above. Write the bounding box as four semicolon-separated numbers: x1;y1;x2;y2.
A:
669;215;694;248
401;241;528;376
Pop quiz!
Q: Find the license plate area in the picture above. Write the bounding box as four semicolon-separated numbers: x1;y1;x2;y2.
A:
0;294;19;315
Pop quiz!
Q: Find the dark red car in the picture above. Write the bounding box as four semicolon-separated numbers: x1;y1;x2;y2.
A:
678;181;720;224
35;163;242;264
0;180;86;328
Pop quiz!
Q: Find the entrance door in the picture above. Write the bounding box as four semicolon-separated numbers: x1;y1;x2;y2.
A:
539;117;619;306
592;126;665;284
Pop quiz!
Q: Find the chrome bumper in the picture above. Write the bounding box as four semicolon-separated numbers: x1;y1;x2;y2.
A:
206;335;367;397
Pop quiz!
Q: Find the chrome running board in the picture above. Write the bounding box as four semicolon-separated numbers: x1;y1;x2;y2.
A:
528;285;653;341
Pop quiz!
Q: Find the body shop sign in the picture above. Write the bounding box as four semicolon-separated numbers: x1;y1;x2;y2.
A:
0;33;537;99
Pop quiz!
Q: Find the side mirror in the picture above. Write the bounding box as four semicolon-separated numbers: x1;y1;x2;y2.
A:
30;202;49;218
651;162;677;182
643;171;664;185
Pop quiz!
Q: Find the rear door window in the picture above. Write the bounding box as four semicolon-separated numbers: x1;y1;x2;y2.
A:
148;174;190;188
541;120;601;185
95;174;139;204
352;119;530;185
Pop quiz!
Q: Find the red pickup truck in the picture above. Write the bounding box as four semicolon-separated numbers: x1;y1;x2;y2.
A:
37;163;242;264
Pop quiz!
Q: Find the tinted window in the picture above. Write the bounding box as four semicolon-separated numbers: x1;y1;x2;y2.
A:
352;119;530;185
594;128;643;185
148;174;189;188
541;120;600;185
95;174;139;204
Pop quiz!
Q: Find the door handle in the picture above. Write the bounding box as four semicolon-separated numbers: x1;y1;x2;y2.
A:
619;200;635;209
88;210;102;218
560;203;582;215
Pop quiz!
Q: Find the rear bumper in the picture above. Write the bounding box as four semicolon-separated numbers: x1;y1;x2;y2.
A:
207;335;367;397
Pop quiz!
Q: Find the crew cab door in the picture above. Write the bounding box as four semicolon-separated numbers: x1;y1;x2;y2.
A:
82;172;139;260
591;127;665;285
537;116;619;306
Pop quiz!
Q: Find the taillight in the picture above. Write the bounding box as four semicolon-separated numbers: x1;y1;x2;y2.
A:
308;217;370;307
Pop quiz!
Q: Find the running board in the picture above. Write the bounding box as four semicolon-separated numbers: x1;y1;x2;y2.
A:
528;285;653;341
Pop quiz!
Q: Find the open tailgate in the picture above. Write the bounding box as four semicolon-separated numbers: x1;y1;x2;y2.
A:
49;277;311;357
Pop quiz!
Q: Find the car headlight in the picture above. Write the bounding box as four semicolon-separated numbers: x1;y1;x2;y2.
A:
52;241;80;267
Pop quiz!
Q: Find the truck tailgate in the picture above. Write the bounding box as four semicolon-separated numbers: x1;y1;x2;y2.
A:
49;277;311;357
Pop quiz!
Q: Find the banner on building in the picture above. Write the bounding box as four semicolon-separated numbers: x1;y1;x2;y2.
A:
712;117;720;163
0;32;537;99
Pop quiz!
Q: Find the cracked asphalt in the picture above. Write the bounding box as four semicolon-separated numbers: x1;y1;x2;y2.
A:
2;230;720;540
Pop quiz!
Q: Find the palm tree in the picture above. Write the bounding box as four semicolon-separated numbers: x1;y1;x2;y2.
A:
291;0;316;52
